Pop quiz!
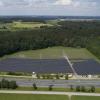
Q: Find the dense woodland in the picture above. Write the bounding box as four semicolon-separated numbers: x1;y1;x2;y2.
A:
0;20;100;59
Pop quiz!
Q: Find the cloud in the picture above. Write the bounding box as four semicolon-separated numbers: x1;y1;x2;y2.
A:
0;0;99;16
72;2;80;7
0;1;3;6
0;0;99;7
54;0;72;5
72;1;98;8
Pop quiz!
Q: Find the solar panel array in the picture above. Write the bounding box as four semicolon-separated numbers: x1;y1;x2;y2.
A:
0;58;73;74
73;59;100;75
0;58;100;75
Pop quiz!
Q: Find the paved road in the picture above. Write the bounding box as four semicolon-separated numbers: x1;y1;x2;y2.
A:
0;77;100;87
0;90;100;97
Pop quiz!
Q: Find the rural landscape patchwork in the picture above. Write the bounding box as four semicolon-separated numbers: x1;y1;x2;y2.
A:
0;0;100;100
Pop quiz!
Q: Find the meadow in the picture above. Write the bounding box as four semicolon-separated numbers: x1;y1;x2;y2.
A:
0;94;100;100
0;21;52;31
2;46;98;61
0;94;67;100
72;96;100;100
11;21;52;29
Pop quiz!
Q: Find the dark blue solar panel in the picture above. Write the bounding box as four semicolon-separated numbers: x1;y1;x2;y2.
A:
0;58;73;73
73;59;100;75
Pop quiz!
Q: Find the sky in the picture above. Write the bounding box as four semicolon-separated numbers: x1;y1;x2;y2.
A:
0;0;100;16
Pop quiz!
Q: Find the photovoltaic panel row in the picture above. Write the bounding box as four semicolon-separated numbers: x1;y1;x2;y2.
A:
73;59;100;75
0;58;73;74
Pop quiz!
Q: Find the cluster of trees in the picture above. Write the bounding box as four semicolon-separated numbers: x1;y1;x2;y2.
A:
0;16;46;23
0;79;18;89
33;83;53;91
0;21;100;59
32;83;96;92
70;85;95;93
7;72;31;76
87;37;100;59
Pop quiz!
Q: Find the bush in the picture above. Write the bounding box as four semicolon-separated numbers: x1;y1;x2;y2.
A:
76;86;81;92
33;83;37;90
7;72;24;76
0;79;18;89
55;74;59;79
70;85;74;91
36;74;40;79
49;85;53;91
90;86;95;93
81;86;86;92
65;74;69;80
0;81;1;89
46;75;53;79
1;79;9;89
47;75;50;79
42;75;46;79
9;81;18;89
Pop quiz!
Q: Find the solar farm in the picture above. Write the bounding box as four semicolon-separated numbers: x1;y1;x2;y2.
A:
0;58;100;76
0;46;100;79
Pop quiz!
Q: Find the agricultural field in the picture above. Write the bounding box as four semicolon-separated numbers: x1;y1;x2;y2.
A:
2;46;98;61
0;21;52;31
11;21;52;29
72;96;100;100
0;94;67;100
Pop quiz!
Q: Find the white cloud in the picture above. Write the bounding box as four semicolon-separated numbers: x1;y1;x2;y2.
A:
0;0;99;16
0;1;3;6
72;1;98;8
0;0;98;8
72;2;80;7
54;0;72;5
91;2;97;7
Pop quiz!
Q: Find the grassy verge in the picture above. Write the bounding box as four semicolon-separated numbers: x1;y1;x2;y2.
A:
72;96;100;100
1;87;100;93
0;87;71;92
0;93;99;100
13;87;70;92
17;87;100;93
0;94;68;100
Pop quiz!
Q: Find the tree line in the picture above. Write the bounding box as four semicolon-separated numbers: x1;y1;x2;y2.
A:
0;79;18;89
0;21;100;59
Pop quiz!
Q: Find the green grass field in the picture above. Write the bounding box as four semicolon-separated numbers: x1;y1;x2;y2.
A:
16;87;71;92
11;22;52;29
0;94;67;100
0;94;100;100
0;21;53;31
1;86;100;93
72;96;100;100
16;87;100;93
2;46;98;61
